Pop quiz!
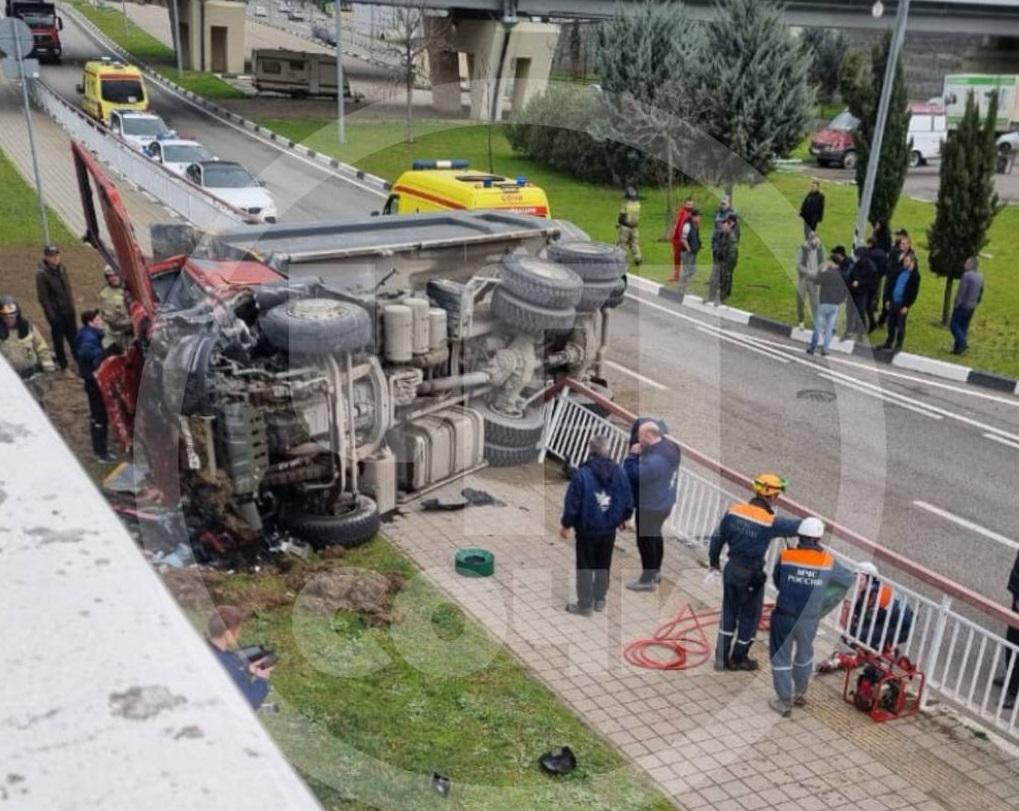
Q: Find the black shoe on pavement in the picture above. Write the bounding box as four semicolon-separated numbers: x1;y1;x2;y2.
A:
820;350;829;357
625;580;655;592
93;451;117;463
793;693;808;707
805;348;815;355
565;603;593;617
732;658;759;672
993;675;1006;688
769;698;792;718
593;599;606;613
1004;695;1016;711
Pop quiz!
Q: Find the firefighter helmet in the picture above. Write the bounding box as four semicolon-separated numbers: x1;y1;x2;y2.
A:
753;472;787;497
857;561;879;577
0;296;19;317
625;185;638;200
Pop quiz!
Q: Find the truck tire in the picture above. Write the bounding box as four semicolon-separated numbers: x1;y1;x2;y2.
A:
280;494;380;549
547;241;626;282
477;402;545;447
908;150;922;169
842;150;857;171
260;298;372;355
484;440;540;468
577;279;618;313
491;287;576;335
605;274;628;309
499;255;583;309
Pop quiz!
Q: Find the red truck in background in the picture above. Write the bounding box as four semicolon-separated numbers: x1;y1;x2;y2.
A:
4;1;62;63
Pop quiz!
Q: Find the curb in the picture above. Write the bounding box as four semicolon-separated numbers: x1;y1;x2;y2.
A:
626;274;1019;396
62;4;393;198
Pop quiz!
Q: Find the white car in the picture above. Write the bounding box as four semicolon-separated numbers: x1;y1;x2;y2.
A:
998;130;1019;171
184;160;278;223
144;138;215;177
253;5;268;18
109;111;171;152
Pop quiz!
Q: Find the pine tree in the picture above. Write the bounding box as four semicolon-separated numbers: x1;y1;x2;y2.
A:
698;0;814;198
927;91;1004;325
800;28;847;104
839;33;910;224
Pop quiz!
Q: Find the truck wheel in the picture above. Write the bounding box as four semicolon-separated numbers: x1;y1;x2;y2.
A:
280;494;380;549
577;279;619;313
499;255;583;309
547;241;626;282
908;150;921;169
491;287;576;335
477;402;545;447
484;441;540;468
260;298;372;355
605;274;628;309
842;150;857;171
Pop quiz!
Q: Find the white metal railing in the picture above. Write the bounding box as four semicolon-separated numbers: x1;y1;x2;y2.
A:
542;382;1019;738
27;78;256;229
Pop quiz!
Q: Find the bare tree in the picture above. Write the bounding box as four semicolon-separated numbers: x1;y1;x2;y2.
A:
381;2;451;143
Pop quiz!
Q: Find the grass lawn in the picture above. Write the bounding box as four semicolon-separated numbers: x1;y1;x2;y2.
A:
262;116;1019;378
68;2;245;100
197;538;671;811
0;151;75;247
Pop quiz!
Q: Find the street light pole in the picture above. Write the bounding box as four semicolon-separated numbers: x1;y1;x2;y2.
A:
335;1;346;144
853;0;911;248
12;34;49;244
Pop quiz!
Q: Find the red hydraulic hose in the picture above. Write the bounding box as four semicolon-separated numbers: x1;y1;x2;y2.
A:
624;602;775;671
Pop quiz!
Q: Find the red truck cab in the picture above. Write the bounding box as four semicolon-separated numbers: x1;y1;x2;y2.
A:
810;109;861;169
5;1;62;63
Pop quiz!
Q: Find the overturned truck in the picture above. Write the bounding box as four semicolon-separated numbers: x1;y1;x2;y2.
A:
74;143;626;555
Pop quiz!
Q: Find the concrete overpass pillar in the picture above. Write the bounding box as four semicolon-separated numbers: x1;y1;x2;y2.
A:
178;0;246;75
440;17;559;121
426;16;461;115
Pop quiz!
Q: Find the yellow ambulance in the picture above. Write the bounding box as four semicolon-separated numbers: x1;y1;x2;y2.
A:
77;58;149;125
381;160;551;218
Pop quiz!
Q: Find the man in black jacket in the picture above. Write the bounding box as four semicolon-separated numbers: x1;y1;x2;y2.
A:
846;246;880;338
996;552;1019;710
799;180;825;238
881;251;920;352
35;245;77;372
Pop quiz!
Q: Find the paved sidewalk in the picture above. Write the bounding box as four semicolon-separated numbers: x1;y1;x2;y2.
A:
385;463;1019;811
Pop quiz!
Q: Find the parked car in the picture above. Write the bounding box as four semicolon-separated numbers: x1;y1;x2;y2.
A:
184;160;278;222
312;23;335;45
252;48;353;99
997;129;1018;173
109;110;170;152
287;9;305;22
810;110;861;169
906;103;947;167
253;5;268;18
144;138;215;176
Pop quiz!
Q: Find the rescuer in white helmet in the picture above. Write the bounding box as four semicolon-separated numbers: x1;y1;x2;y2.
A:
768;516;854;718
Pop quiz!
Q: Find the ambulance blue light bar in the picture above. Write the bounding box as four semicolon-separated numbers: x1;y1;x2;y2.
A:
412;159;470;170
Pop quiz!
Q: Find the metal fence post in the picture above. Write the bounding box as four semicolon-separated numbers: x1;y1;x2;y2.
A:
921;594;953;708
537;387;570;463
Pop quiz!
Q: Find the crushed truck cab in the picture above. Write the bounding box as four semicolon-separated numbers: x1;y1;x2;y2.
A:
72;143;625;559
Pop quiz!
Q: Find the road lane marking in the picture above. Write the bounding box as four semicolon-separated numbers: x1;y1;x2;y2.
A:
913;501;1019;551
694;325;792;364
818;373;943;420
984;433;1019;450
604;361;669;391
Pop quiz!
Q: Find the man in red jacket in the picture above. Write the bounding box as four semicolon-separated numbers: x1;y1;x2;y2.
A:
669;197;695;282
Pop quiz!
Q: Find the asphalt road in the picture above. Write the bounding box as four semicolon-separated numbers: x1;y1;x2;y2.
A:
604;288;1019;617
45;10;388;222
44;7;1018;624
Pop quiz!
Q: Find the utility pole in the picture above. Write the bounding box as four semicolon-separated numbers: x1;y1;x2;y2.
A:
335;1;346;144
853;0;910;248
9;28;50;244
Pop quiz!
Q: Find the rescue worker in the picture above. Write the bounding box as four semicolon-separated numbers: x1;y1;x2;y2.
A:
559;435;633;616
74;309;115;463
617;186;642;267
35;245;77;372
0;295;56;402
708;473;801;671
768;516;854;717
850;562;914;653
97;265;132;350
708;214;738;306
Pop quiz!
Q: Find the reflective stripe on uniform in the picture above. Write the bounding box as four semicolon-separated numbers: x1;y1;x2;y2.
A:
727;502;775;527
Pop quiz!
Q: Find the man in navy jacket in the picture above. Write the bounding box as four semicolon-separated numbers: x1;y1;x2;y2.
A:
207;606;274;710
73;309;114;462
624;419;681;591
561;435;633;616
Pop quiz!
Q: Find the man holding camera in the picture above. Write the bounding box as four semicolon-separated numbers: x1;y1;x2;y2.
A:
206;605;275;710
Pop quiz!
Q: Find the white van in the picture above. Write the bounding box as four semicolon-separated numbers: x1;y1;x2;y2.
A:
908;102;947;168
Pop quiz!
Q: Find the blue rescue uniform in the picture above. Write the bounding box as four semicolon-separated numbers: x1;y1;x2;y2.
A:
769;545;854;703
709;498;800;666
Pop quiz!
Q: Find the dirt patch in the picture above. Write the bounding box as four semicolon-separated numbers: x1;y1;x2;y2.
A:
1;244;113;461
295;568;394;624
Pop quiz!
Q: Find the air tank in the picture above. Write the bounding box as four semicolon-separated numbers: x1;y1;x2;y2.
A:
405;297;430;355
383;304;413;363
428;308;448;351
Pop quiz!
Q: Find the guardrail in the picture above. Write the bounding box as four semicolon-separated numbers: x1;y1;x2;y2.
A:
27;77;256;229
541;379;1019;739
